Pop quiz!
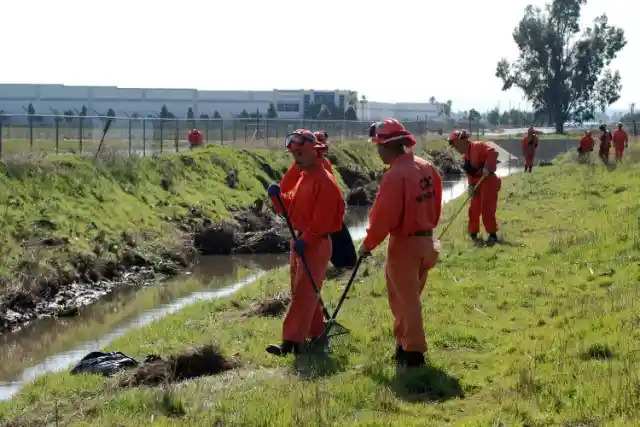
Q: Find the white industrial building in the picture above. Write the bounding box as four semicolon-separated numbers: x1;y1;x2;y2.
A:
0;83;444;123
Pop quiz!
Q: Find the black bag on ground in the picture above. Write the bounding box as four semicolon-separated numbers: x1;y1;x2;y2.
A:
71;351;139;376
330;221;357;269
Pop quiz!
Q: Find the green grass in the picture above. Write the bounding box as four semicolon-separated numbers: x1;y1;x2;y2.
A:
0;141;385;297
3;148;640;426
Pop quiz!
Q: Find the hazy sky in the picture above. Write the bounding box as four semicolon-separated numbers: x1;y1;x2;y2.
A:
0;0;635;112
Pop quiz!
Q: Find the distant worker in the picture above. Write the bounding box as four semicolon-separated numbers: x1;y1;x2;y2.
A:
598;124;612;164
280;131;332;193
521;126;539;173
447;130;501;244
577;130;595;163
358;119;443;368
613;122;629;163
187;128;204;149
266;129;345;356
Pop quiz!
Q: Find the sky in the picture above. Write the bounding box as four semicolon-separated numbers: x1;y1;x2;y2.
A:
0;0;636;113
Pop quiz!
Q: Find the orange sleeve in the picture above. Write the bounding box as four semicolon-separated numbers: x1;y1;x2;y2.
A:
483;144;499;171
363;173;403;251
280;161;302;194
299;180;345;245
432;166;443;228
323;159;333;174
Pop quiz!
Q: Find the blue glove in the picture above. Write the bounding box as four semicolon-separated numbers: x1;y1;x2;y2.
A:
267;183;281;198
293;239;307;256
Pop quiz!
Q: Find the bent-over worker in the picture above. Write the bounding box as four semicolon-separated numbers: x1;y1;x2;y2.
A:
358;119;443;368
447;130;501;244
280;131;333;193
613;122;629;163
266;129;345;356
521;126;539;173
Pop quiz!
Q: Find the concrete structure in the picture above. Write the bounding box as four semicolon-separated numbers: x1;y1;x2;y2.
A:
364;101;445;122
0;84;354;123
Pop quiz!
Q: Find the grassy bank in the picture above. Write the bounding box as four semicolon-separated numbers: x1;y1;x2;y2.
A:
3;149;639;425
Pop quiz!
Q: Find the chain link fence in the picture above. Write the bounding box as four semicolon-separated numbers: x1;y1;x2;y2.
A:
0;114;461;159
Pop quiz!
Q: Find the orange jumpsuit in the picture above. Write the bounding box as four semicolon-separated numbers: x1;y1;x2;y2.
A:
613;129;628;160
521;134;539;172
362;153;443;353
271;164;344;343
599;131;612;163
579;135;595;153
280;158;333;194
464;142;501;235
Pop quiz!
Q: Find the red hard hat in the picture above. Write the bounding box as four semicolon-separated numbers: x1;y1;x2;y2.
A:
314;131;328;144
285;129;323;151
368;118;416;147
447;129;471;144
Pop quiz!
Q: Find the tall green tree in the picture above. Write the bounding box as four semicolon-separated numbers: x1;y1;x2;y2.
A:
442;100;452;117
267;103;278;118
487;108;500;126
495;0;626;133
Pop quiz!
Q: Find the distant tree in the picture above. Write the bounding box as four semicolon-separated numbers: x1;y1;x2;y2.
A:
187;107;195;119
468;109;481;122
316;104;331;120
347;91;358;107
80;105;87;116
429;96;436;104
249;109;263;119
496;0;627;133
131;112;141;119
442;100;452;117
160;104;170;119
64;110;74;123
267;103;278;118
345;106;358;121
213;111;222;119
304;102;322;120
27;103;35;115
360;95;368;120
200;113;210;119
487;108;500;126
106;108;116;117
238;109;250;119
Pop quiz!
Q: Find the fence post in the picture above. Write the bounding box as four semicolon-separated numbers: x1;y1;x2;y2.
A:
29;116;34;152
142;117;146;156
79;116;84;154
266;118;269;146
55;118;60;155
205;119;209;143
0;115;3;160
128;118;132;156
220;119;224;144
159;119;164;153
174;119;179;152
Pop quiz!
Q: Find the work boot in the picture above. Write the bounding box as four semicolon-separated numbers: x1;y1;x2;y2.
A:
306;334;329;353
486;233;499;244
265;340;302;357
469;232;479;241
399;351;427;368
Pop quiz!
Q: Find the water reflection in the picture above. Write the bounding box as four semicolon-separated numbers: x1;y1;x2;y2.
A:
0;165;521;400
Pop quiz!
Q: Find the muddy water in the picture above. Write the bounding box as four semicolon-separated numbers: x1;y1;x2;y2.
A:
0;165;522;400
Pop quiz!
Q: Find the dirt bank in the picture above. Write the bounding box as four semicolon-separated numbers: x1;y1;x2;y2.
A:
0;142;459;334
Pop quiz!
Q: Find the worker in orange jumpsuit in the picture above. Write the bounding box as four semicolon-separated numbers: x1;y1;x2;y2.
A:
521;126;539;173
265;129;345;356
577;130;595;163
187;128;204;148
280;131;332;193
357;119;443;368
613;122;629;163
598;124;612;164
447;130;501;244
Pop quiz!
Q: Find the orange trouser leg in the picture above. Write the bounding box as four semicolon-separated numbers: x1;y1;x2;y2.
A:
282;239;332;343
385;236;440;353
524;155;534;169
615;147;624;160
480;176;500;234
468;185;482;234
